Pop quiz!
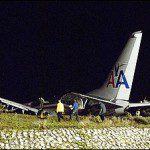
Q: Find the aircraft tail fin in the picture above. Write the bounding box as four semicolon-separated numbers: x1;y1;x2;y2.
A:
88;31;142;101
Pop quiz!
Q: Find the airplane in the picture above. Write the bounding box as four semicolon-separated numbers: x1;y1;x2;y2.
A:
0;31;150;117
60;30;150;116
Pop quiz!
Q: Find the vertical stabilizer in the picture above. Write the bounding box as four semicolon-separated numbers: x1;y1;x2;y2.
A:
88;31;142;101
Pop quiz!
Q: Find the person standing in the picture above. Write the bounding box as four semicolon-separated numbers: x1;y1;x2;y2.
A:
69;105;73;120
56;100;64;122
70;100;79;122
99;102;106;122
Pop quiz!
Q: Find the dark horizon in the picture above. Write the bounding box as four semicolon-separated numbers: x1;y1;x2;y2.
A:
0;2;149;103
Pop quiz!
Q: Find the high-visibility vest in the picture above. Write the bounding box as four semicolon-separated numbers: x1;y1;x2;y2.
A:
56;102;64;113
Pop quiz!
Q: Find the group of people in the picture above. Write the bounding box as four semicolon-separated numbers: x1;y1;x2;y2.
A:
56;99;79;122
56;99;106;122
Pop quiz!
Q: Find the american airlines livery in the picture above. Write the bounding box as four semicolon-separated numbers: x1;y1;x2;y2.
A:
61;31;150;116
0;31;150;116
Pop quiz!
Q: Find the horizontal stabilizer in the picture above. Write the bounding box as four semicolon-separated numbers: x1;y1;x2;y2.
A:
128;103;150;109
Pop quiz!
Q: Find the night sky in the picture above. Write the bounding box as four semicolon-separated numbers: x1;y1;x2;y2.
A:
0;2;150;103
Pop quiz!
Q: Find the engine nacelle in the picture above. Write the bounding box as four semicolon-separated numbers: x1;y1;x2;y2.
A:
115;100;129;115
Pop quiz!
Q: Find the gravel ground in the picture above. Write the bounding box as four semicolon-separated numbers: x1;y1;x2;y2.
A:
0;127;150;149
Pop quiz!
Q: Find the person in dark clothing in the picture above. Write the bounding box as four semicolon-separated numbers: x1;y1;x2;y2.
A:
69;105;73;120
99;102;106;122
70;100;79;121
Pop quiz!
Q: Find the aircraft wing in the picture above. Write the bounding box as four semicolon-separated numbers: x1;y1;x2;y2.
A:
66;92;122;109
0;97;39;114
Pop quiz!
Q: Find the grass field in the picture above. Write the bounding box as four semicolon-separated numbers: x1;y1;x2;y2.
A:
0;113;150;130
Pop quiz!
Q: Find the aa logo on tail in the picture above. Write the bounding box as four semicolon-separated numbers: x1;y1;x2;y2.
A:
107;64;129;89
